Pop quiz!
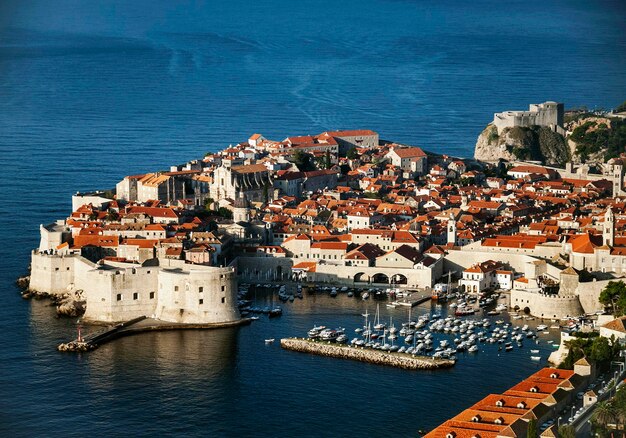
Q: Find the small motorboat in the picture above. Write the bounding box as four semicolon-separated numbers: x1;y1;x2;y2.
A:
530;356;541;361
265;339;275;344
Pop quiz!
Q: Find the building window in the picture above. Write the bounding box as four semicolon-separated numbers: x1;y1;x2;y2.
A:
116;294;122;301
199;299;203;305
174;286;179;291
133;292;138;300
66;267;70;271
199;287;204;293
221;285;225;292
55;267;59;271
150;292;155;299
221;297;225;303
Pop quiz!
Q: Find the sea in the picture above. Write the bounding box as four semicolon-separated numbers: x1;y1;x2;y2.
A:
0;0;625;436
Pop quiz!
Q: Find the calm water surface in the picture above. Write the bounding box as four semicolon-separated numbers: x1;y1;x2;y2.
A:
0;0;625;436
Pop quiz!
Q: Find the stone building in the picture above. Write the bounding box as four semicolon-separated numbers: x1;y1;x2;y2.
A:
493;101;564;135
320;129;379;154
209;163;272;203
384;146;427;175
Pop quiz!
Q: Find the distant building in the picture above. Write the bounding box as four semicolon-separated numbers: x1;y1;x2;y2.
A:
321;129;379;154
459;260;513;294
385;146;428;175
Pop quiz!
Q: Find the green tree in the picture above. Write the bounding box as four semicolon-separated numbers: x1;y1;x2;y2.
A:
599;280;626;316
346;147;359;160
293;150;315;171
88;212;99;221
613;386;626;430
615;100;626;113
592;401;617;432
590;336;613;363
323;150;332;169
526;418;537;438
262;182;270;204
557;425;575;438
105;210;119;222
217;207;233;219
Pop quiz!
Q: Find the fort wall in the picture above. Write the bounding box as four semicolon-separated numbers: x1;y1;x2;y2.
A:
29;252;240;324
510;290;584;319
155;267;240;324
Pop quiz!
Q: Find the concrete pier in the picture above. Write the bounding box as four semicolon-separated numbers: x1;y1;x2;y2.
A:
58;317;251;352
391;291;431;307
280;338;455;370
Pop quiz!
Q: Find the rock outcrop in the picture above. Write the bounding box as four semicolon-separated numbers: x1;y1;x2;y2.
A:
474;123;570;165
55;290;86;317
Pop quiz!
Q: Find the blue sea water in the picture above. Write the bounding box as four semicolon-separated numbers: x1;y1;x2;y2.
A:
0;0;625;436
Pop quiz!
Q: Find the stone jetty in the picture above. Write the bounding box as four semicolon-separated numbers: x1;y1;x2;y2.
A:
280;338;455;370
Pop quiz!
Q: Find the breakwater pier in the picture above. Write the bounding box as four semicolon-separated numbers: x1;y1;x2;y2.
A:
58;316;251;352
280;338;455;370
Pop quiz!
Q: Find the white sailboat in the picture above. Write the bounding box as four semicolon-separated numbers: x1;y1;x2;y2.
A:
374;304;385;331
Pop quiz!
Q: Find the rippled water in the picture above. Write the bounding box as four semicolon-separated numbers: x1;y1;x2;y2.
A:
0;0;625;436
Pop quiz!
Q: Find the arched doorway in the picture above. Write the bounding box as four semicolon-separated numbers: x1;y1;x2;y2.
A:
392;274;408;285
354;272;368;283
372;273;389;284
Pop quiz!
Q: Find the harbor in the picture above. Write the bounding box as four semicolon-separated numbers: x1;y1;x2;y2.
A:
280;338;455;370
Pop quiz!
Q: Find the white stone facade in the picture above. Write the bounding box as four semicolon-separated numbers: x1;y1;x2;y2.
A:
29;252;240;324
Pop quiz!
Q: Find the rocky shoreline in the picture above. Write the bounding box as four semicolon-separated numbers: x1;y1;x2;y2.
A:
280;338;455;370
16;275;86;318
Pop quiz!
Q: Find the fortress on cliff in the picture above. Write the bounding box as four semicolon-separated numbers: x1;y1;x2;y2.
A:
493;101;565;135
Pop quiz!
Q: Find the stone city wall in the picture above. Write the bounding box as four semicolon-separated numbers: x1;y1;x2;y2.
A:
510;289;584;319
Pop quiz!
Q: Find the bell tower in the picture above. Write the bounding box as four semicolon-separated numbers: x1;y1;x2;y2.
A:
603;207;614;247
233;193;250;223
447;213;457;245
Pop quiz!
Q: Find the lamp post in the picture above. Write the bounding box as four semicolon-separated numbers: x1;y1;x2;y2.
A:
570;406;575;420
558;416;562;427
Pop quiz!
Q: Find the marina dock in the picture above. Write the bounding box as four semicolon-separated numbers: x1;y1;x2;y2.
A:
280;338;455;370
391;291;431;308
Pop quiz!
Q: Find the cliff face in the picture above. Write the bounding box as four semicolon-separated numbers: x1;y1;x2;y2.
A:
474;124;570;165
475;111;626;166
